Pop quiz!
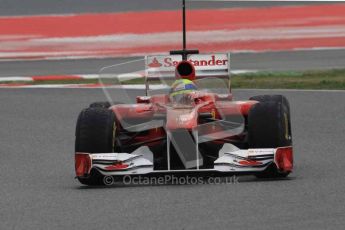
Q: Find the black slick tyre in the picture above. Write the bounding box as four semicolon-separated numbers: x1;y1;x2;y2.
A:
75;107;116;185
248;95;292;178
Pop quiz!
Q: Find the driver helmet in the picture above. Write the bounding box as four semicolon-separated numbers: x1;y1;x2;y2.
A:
169;79;197;104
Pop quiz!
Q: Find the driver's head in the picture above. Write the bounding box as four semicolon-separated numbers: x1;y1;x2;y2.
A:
169;79;197;104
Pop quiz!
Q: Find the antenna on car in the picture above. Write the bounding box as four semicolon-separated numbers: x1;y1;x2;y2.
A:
170;0;199;60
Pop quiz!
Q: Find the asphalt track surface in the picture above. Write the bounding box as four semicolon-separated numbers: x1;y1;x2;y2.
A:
1;49;345;77
0;0;332;16
1;88;345;230
1;1;345;230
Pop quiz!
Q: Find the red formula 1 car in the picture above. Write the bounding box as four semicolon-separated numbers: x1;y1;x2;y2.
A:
74;2;293;186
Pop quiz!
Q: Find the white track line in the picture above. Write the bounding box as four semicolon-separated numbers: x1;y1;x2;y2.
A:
1;84;344;92
0;77;33;82
0;70;256;83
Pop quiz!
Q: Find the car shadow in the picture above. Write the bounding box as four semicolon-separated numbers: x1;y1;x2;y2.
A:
75;175;296;189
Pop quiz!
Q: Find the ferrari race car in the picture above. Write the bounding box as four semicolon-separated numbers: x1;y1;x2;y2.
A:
74;2;293;186
74;53;293;185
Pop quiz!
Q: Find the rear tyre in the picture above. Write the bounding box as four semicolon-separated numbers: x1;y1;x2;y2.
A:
249;94;291;116
248;95;292;178
75;107;116;185
89;101;123;109
89;101;111;109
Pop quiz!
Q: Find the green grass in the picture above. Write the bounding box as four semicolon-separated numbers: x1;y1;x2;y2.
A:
2;69;345;90
231;69;345;90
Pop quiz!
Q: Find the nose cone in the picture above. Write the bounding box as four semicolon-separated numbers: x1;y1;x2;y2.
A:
166;108;198;130
175;61;195;81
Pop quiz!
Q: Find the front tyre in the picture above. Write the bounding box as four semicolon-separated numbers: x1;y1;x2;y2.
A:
75;107;116;185
248;95;292;178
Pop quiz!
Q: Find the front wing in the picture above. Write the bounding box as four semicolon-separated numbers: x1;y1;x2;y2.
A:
75;145;293;177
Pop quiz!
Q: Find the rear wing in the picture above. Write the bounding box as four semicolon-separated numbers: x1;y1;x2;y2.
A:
145;53;231;80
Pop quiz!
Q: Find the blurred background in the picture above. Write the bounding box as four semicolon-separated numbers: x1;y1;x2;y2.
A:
0;0;344;84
